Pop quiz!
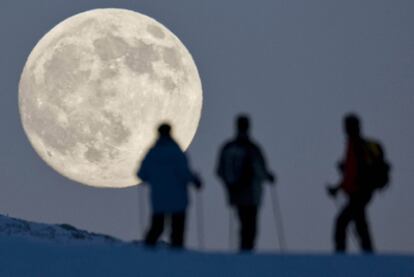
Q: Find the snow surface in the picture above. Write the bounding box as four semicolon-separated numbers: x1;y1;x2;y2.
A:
0;214;413;277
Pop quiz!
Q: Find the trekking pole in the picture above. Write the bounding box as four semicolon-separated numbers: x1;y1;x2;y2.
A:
229;208;235;251
270;185;287;252
138;184;145;239
195;190;205;250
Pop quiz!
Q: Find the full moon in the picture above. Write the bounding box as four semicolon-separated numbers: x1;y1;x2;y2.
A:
19;9;203;188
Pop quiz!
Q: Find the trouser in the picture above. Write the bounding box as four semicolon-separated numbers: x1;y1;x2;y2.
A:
236;205;258;251
145;212;186;248
334;192;374;252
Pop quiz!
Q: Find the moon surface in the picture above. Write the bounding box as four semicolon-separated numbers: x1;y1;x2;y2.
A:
19;9;203;188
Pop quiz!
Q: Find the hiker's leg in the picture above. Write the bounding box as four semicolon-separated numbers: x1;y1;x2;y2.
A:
237;205;257;251
171;212;186;248
354;195;374;252
236;206;247;251
245;206;258;250
145;213;165;246
334;202;352;252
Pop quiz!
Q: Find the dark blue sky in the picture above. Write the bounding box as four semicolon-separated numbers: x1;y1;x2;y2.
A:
1;0;414;252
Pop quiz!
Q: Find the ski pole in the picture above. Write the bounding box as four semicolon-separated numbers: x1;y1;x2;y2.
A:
138;184;145;239
229;208;236;251
270;185;287;252
195;190;205;250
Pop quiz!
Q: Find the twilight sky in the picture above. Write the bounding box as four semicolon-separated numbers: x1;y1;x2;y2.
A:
1;0;413;253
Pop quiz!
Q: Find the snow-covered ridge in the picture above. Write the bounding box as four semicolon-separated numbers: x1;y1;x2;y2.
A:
0;214;119;244
0;214;413;277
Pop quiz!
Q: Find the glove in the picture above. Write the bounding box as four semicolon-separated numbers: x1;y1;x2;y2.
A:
267;172;276;185
326;184;339;198
192;173;202;190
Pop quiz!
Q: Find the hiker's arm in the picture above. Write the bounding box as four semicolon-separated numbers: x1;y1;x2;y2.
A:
216;146;226;180
256;147;276;184
191;172;202;190
181;154;202;190
265;169;276;184
137;154;150;182
326;160;345;197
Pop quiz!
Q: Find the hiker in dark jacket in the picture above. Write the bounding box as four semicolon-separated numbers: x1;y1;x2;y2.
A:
138;123;201;248
327;114;390;253
216;115;275;251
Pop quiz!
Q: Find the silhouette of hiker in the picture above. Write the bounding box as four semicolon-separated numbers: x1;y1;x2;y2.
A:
137;123;202;249
327;114;390;253
216;115;275;251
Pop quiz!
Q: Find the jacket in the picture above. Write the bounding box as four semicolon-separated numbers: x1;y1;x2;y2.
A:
138;137;195;213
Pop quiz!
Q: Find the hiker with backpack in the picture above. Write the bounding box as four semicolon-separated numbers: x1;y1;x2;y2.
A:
137;123;202;249
327;114;390;253
216;115;276;251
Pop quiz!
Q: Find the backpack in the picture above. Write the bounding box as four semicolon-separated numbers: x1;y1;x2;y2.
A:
364;140;391;190
219;141;255;188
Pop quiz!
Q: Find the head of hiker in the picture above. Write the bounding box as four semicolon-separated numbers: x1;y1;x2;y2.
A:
236;115;250;138
158;123;172;138
344;114;361;140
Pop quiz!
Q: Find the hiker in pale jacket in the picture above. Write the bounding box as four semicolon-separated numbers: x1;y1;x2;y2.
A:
138;123;201;248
